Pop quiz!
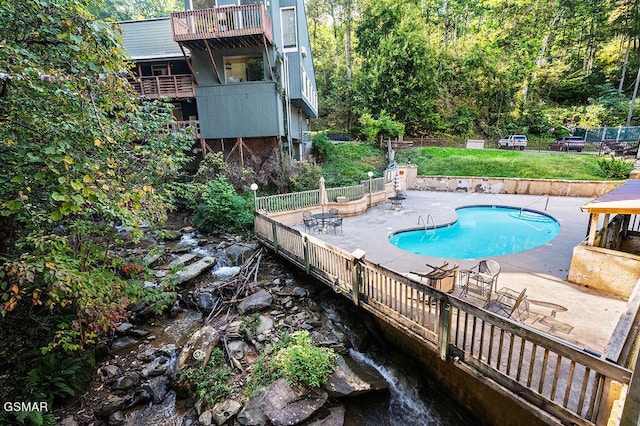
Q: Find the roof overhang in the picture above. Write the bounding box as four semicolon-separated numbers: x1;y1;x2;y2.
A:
580;179;640;214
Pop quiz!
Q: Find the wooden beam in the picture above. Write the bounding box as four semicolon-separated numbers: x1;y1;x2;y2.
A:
204;39;223;84
587;213;599;246
178;44;198;86
225;138;240;162
239;137;244;167
263;35;273;80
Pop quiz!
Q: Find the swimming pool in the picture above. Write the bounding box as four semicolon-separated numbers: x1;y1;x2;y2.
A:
388;206;560;259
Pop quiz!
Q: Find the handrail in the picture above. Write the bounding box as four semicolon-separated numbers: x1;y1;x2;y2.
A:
417;214;436;240
254;212;631;425
520;194;550;215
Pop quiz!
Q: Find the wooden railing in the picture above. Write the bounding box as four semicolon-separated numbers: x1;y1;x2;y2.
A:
167;120;200;138
255;177;389;214
254;213;631;425
255;189;319;213
171;5;273;44
130;75;195;99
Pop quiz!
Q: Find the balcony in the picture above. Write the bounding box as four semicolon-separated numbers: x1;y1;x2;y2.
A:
168;120;200;138
130;75;195;99
171;5;273;50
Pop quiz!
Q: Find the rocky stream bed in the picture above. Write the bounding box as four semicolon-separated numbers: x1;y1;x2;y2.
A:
53;220;475;426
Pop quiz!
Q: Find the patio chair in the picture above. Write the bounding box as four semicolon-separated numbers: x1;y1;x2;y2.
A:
302;211;319;233
487;287;529;321
328;207;339;216
327;217;343;234
303;211;313;220
459;259;501;300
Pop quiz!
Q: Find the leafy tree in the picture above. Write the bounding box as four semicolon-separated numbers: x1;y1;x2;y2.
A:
0;0;191;365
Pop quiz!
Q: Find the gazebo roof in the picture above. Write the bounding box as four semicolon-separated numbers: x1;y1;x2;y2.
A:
580;179;640;215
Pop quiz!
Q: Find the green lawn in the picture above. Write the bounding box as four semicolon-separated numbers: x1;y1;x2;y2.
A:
393;147;609;180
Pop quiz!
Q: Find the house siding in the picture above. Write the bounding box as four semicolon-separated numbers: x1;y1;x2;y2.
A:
196;82;283;138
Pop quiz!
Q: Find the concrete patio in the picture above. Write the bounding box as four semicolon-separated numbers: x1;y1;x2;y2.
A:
296;190;628;353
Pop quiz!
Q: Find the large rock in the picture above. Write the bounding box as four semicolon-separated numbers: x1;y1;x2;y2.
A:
236;389;268;426
175;256;216;284
212;399;242;425
261;378;328;426
324;355;388;397
176;325;220;372
238;289;272;314
95;396;127;417
226;244;255;266
307;406;346;426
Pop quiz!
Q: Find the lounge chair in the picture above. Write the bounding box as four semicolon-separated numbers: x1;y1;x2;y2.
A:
487;287;529;321
459;259;500;300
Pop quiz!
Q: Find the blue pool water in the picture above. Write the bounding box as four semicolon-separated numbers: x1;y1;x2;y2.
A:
389;206;560;259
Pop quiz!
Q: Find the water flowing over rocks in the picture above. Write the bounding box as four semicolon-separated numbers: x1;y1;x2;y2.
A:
55;221;472;426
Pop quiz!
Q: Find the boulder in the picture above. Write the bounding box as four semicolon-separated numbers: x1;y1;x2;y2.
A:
307;406;346;426
226;244;255;266
238;289;272;314
176;325;220;371
261;378;328;426
236;389;268;426
324;355;388;398
142;376;169;403
95;396;127;417
110;336;138;351
212;399;242;425
112;372;140;391
175;256;216;284
198;410;213;426
256;315;274;335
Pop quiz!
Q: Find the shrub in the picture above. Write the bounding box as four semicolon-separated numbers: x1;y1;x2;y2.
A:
272;331;337;388
288;162;323;192
312;134;336;163
597;155;634;179
178;347;231;407
191;177;254;234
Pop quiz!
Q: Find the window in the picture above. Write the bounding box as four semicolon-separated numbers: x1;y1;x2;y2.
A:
224;56;264;83
281;7;297;51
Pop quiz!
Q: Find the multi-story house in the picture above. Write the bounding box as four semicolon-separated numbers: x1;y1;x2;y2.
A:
119;0;318;164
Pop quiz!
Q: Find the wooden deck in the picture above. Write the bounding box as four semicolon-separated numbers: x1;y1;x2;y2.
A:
129;75;195;99
170;5;273;50
254;212;631;425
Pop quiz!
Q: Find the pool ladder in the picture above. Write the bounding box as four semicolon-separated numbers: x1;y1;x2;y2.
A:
418;214;436;240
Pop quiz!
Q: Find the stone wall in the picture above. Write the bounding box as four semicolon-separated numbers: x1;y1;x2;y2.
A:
408;175;621;197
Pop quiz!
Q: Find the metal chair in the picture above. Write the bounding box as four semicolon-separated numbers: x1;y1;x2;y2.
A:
328;207;339;216
487;287;529;321
459;259;501;301
302;211;318;233
327;217;343;234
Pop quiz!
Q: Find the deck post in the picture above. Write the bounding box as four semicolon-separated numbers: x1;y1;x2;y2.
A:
271;221;278;254
438;298;451;361
351;249;366;306
303;236;310;274
621;351;640;425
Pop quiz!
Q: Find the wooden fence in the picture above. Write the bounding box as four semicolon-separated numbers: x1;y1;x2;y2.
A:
254;213;631;425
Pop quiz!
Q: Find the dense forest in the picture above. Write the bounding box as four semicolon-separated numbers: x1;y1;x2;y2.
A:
308;0;640;139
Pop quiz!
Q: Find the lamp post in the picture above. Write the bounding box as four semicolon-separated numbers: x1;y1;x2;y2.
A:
367;171;374;208
250;183;258;211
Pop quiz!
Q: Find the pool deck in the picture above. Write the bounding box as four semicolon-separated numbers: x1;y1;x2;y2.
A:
297;190;628;354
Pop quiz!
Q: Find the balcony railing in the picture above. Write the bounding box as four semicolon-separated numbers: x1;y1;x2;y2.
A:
167;120;200;138
171;5;273;46
130;75;195;99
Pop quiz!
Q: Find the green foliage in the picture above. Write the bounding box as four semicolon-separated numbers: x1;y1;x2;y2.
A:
311;134;336;163
288;162;323;192
597;155;634;179
0;0;192;356
272;331;337;388
320;143;386;187
245;331;337;395
359;111;405;146
179;347;232;407
392;147;615;180
240;313;261;335
25;351;93;404
191;178;254;235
